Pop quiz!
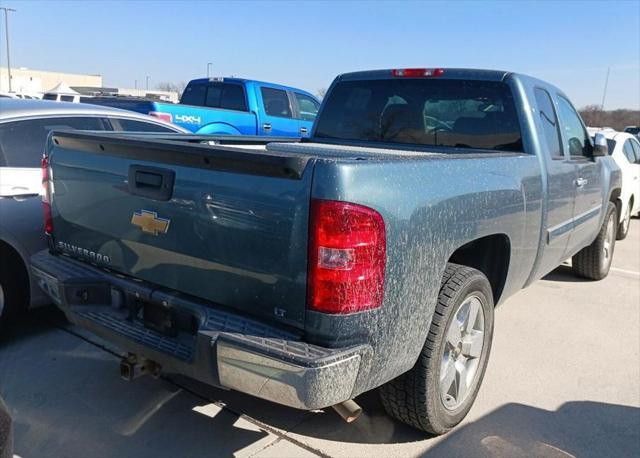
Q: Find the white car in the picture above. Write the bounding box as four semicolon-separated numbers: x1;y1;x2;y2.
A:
599;131;640;239
0;99;186;329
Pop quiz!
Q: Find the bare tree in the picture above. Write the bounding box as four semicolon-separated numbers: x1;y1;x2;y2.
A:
579;106;640;130
155;81;187;95
316;88;327;99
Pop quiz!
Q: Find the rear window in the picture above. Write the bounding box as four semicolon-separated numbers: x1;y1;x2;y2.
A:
314;79;523;152
0;117;107;167
180;83;207;106
181;82;248;111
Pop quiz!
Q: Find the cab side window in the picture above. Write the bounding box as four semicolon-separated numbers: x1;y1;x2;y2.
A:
534;88;563;159
556;96;592;158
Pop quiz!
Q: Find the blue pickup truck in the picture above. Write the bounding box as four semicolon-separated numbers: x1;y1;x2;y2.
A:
33;68;621;435
85;78;320;137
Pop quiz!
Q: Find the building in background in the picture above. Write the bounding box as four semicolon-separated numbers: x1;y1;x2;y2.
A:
0;66;102;95
0;67;178;102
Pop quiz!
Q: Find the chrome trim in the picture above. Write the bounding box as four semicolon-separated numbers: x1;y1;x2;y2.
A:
217;340;362;410
547;204;602;243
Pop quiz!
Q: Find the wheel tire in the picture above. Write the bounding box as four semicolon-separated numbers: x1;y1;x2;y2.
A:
0;245;28;331
572;202;618;280
379;263;494;435
616;201;631;241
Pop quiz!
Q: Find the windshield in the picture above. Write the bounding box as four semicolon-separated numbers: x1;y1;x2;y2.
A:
315;78;523;152
625;127;640;135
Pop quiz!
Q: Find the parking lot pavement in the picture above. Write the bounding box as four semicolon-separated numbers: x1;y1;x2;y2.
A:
1;219;639;458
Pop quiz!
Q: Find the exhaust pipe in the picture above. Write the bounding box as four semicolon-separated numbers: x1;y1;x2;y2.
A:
331;399;362;423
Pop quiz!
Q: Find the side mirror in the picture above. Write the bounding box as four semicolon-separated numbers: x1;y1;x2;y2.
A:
593;133;608;157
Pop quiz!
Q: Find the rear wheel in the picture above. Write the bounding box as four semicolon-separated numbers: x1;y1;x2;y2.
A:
379;263;494;434
617;201;631;240
572;202;617;280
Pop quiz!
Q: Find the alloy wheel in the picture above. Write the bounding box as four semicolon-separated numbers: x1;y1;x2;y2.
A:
603;213;616;271
440;295;486;411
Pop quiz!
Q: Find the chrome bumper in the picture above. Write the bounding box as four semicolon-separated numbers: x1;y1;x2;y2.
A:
30;249;368;410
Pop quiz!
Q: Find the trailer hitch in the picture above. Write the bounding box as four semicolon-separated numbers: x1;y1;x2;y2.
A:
120;353;161;381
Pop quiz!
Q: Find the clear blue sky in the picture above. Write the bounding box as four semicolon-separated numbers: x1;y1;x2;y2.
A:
2;0;639;109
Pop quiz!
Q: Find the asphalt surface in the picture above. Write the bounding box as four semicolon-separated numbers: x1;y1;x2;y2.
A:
1;219;639;458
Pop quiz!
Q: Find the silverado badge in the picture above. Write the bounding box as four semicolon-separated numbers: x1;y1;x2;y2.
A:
131;210;171;235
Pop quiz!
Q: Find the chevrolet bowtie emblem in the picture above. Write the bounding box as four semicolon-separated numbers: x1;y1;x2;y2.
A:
131;210;171;235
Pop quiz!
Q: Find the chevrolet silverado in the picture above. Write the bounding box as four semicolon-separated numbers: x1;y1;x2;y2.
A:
31;68;621;434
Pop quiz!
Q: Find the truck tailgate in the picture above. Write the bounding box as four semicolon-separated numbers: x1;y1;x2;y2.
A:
47;132;313;328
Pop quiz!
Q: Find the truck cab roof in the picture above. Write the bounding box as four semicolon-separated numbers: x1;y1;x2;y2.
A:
187;77;317;99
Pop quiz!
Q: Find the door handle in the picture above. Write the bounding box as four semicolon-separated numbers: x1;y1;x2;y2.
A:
300;127;308;134
575;177;588;188
262;123;272;131
128;165;175;201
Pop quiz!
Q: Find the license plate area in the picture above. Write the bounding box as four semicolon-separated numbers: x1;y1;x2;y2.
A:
142;302;197;337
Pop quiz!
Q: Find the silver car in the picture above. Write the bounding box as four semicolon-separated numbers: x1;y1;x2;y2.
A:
0;99;185;327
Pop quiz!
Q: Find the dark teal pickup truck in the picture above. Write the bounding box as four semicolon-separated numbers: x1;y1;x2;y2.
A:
32;68;621;434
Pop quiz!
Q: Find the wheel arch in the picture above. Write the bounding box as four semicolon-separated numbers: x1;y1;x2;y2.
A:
609;187;622;221
196;122;242;135
447;234;511;305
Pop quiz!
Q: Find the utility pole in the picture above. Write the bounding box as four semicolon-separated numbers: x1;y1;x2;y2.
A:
134;79;138;89
0;7;16;93
146;75;150;90
207;62;213;78
600;67;610;112
597;67;610;127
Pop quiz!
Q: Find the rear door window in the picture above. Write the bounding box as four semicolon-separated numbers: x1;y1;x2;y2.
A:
261;87;292;118
534;88;563;158
0;117;107;167
623;140;637;163
109;118;179;132
294;93;320;121
314;78;523;152
630;139;640;163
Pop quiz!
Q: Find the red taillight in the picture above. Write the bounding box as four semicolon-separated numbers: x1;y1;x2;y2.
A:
149;111;173;123
307;199;386;314
41;155;53;235
391;68;444;78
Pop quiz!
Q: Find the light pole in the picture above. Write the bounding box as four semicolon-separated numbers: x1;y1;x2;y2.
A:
0;7;16;93
134;79;138;89
146;75;150;90
207;62;213;78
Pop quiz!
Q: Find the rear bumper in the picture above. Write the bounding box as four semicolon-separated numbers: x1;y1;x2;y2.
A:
30;249;367;410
